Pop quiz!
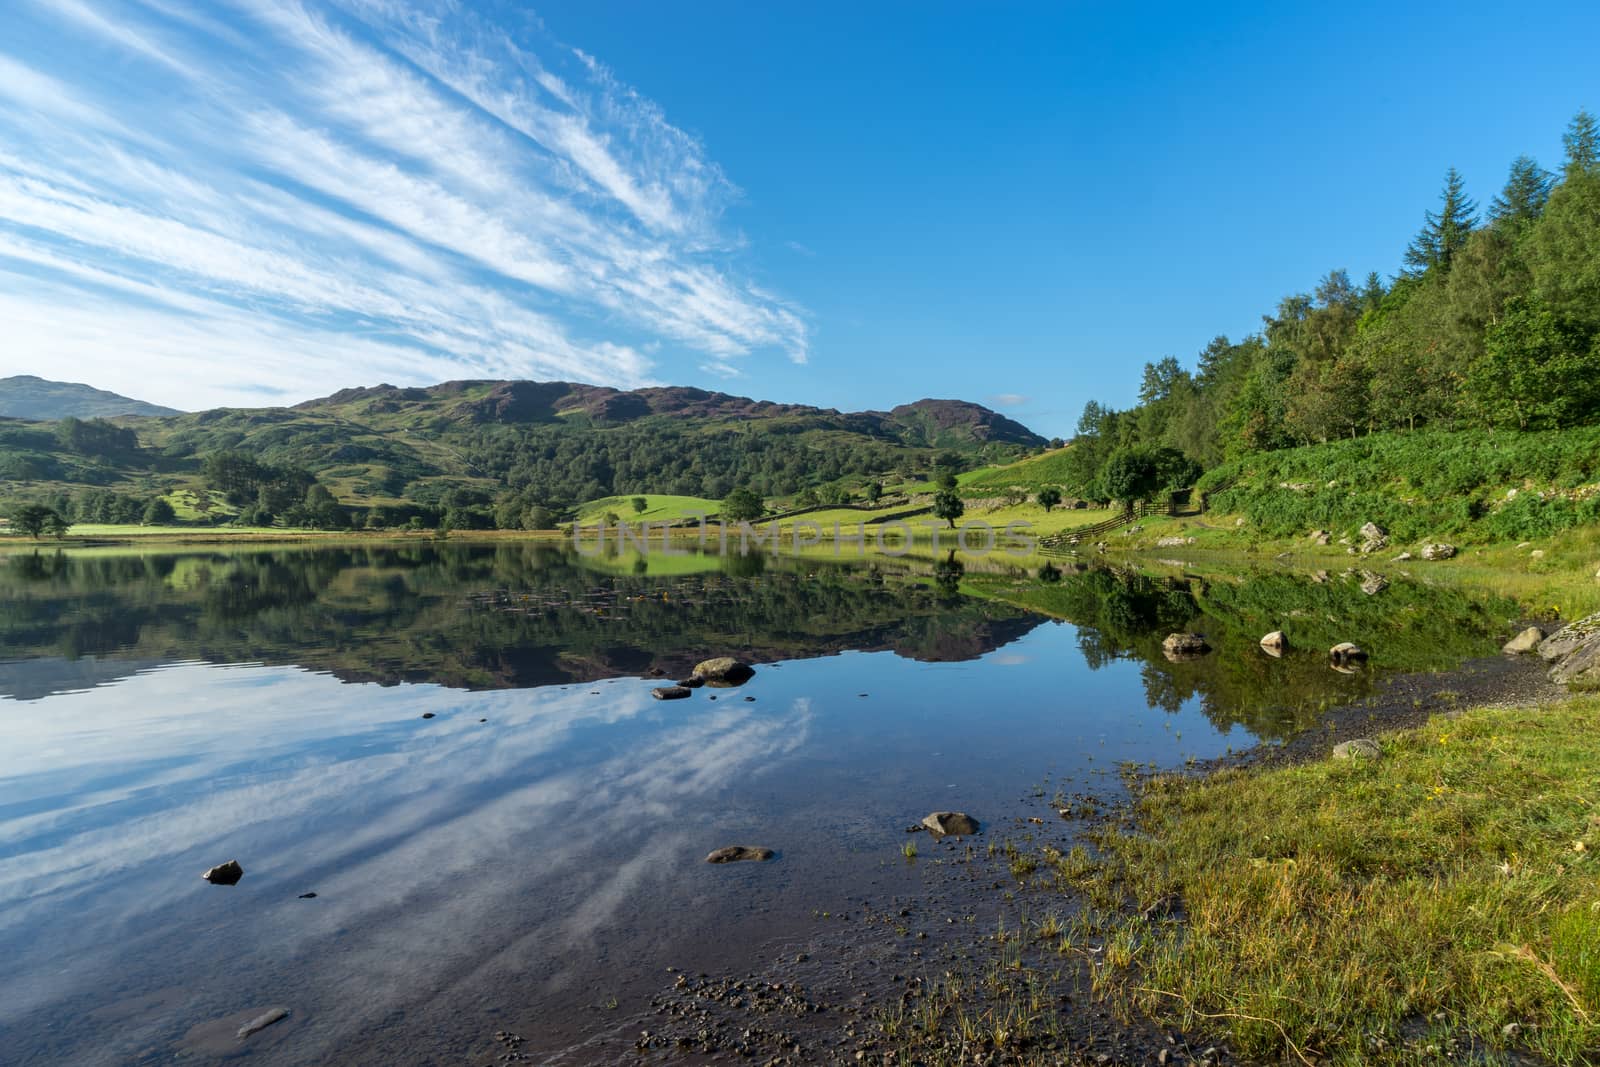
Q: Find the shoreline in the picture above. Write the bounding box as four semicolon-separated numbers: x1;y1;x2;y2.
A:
565;644;1588;1066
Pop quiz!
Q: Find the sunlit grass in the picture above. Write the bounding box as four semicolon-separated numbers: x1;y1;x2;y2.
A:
1081;697;1600;1065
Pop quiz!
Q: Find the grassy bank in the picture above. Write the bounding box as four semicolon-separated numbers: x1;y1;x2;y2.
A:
1199;427;1600;544
1073;697;1600;1065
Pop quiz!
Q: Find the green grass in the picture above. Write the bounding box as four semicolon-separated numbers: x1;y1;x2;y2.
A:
1074;697;1600;1065
572;494;722;525
1;523;332;542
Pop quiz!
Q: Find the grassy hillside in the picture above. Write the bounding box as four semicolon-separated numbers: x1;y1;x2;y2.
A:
960;446;1076;492
1201;427;1600;543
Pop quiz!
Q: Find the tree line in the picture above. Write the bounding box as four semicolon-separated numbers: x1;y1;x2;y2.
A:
1063;110;1600;500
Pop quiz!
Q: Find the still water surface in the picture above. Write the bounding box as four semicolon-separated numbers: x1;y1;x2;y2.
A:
0;545;1514;1064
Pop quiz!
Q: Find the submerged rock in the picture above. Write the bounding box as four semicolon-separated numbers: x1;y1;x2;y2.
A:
1259;631;1288;655
1332;738;1381;760
1503;626;1545;655
1420;542;1457;561
705;846;774;864
1161;633;1210;658
676;676;706;689
237;1007;290;1039
692;657;755;686
201;860;243;886
922;811;980;837
1329;642;1367;664
651;686;693;700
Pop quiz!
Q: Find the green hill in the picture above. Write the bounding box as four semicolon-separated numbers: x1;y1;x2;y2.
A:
0;378;1045;529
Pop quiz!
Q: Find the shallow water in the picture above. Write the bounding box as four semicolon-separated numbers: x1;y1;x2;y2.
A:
0;544;1515;1064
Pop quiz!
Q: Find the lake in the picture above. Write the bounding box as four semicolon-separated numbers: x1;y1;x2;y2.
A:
0;544;1518;1064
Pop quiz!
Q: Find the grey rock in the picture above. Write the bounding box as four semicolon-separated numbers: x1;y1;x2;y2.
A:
651;686;693;700
692;657;755;686
1332;738;1381;760
1308;529;1331;546
922;811;980;837
1420;542;1457;561
1502;626;1545;655
1259;630;1288;655
1162;632;1210;658
237;1007;290;1039
201;860;243;886
705;846;775;864
675;676;706;688
1358;521;1389;554
1393;551;1413;561
1539;612;1600;662
1359;571;1389;596
1155;535;1196;547
1329;642;1367;663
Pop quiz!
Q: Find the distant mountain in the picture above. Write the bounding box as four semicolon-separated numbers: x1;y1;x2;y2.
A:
0;377;1046;521
296;380;1045;448
0;375;180;420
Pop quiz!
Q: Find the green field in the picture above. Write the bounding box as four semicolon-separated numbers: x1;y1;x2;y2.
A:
572;494;723;525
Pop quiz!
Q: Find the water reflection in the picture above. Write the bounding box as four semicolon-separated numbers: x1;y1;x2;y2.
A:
0;545;1521;1064
0;545;1039;700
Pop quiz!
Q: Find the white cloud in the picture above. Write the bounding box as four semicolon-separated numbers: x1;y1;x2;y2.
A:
0;0;806;407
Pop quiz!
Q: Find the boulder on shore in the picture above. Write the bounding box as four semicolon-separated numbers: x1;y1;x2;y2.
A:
1359;572;1389;596
1329;642;1367;664
1538;612;1600;688
201;860;244;886
1332;738;1381;760
1259;631;1288;656
1162;633;1210;659
1420;543;1457;561
1503;626;1545;655
692;657;755;686
651;686;693;700
1308;529;1331;546
705;846;775;864
1359;521;1389;553
922;811;980;837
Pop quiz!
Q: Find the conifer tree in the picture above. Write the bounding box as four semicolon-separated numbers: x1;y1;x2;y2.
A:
1562;108;1598;176
1488;155;1552;228
1404;167;1478;275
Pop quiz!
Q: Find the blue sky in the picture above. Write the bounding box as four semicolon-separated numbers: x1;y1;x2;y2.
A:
0;1;1595;435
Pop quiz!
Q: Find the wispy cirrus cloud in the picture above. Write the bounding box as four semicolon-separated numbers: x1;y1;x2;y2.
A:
0;0;806;408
